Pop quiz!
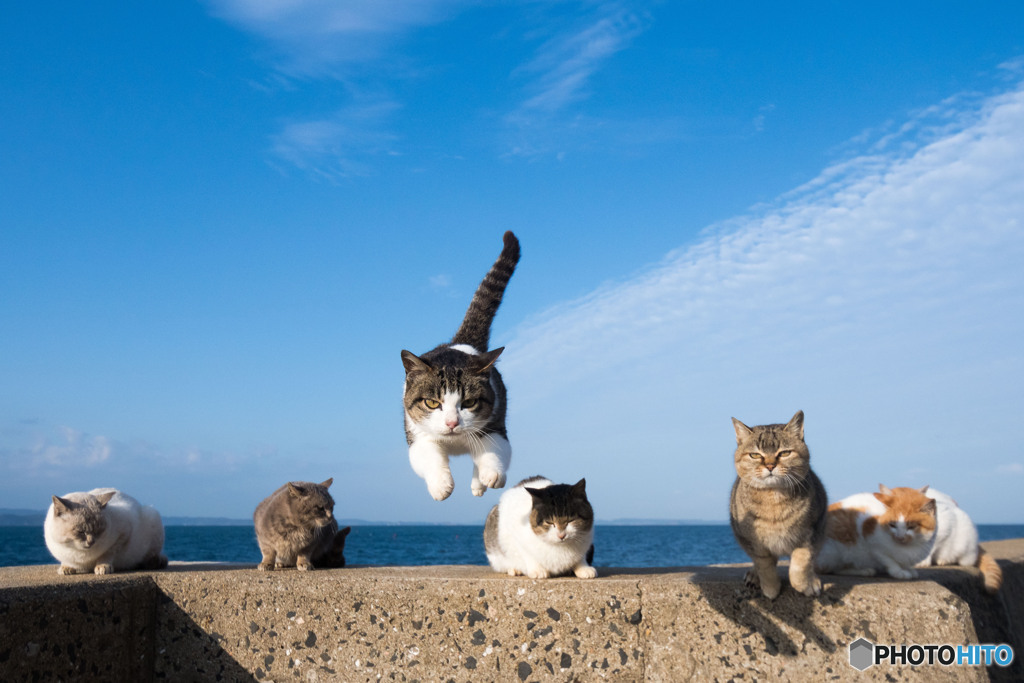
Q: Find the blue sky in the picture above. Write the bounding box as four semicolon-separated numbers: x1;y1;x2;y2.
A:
2;2;1022;525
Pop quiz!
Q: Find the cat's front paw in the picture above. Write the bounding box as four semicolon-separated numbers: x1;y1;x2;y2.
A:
257;561;274;572
507;568;523;577
888;566;916;580
795;574;822;597
58;565;78;576
426;473;455;501
470;477;487;497
476;467;506;491
526;567;551;580
296;558;313;571
94;563;114;575
574;565;598;579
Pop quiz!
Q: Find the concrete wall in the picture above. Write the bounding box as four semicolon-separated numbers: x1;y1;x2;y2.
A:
1;539;1021;682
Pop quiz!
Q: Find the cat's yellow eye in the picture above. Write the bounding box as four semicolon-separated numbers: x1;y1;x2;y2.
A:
423;398;441;409
461;399;477;410
747;453;760;459
778;450;792;457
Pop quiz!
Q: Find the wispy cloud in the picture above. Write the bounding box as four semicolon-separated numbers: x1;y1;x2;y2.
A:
269;100;402;180
205;0;463;76
512;6;647;115
504;4;650;156
503;82;1024;385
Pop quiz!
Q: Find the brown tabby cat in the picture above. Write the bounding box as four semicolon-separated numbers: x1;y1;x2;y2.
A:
253;478;350;571
729;410;827;599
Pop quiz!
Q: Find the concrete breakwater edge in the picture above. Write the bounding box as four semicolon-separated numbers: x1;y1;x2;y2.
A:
1;539;1021;682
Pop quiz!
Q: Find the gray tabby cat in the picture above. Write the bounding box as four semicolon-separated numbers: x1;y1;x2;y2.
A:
729;411;827;599
402;231;520;500
253;478;350;571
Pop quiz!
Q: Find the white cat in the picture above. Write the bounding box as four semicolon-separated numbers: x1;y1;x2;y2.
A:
483;476;597;580
44;488;167;575
916;488;1002;593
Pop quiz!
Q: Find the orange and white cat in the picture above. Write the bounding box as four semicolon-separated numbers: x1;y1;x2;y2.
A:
815;484;936;580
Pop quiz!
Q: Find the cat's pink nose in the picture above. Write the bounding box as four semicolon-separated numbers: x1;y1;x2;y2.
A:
557;531;566;540
446;418;459;430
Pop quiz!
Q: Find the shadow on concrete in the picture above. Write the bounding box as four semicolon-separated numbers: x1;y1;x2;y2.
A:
689;566;855;658
927;560;1023;683
154;589;258;682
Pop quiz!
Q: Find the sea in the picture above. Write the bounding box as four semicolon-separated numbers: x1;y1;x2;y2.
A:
3;524;1023;569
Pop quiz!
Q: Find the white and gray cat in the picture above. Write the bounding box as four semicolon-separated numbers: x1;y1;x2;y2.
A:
253;478;350;571
44;488;167;575
484;476;597;579
402;231;520;500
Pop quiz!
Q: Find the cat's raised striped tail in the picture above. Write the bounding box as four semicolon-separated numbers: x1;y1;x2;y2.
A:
452;231;520;350
976;547;1002;593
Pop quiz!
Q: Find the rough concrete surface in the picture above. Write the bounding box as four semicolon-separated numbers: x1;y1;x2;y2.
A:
0;539;1021;682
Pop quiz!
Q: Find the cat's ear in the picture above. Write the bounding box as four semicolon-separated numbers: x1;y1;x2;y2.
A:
524;487;543;499
401;350;432;375
52;495;72;516
785;410;804;439
287;482;306;497
320;478;334;489
471;347;503;374
918;485;929;495
877;483;893;495
731;418;752;444
571;478;587;496
95;491;116;508
921;498;937;516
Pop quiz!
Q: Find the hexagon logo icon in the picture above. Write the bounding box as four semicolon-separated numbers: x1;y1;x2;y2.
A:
849;638;875;671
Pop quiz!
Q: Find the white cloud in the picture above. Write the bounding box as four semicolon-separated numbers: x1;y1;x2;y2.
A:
269;101;401;179
503;5;649;156
503;83;1024;387
512;7;647;115
205;0;463;75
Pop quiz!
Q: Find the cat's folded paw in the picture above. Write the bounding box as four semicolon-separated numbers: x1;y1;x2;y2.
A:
257;562;274;572
477;467;506;490
296;561;312;572
58;565;78;576
507;568;522;577
889;567;916;580
426;474;455;501
574;565;598;579
94;563;113;575
526;567;551;580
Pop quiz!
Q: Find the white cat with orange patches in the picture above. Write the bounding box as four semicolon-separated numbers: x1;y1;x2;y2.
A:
815;484;936;580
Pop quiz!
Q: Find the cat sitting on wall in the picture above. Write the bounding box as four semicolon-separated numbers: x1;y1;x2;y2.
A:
401;231;520;501
44;488;167;575
254;478;350;571
729;411;828;599
484;476;597;579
